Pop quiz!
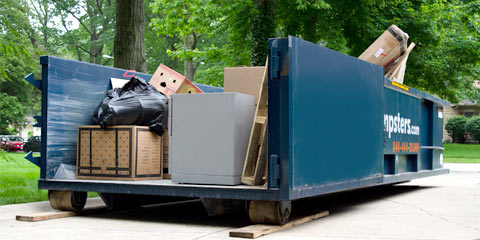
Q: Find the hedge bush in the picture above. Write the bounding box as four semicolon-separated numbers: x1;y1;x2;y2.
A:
445;115;468;143
465;116;480;142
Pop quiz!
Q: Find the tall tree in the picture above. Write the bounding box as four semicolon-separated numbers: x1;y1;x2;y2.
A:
0;0;41;134
114;0;146;71
150;0;227;81
53;0;115;64
250;0;275;66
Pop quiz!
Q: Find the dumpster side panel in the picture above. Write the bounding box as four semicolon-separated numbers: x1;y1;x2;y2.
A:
420;100;445;170
432;104;445;169
41;56;221;179
286;37;384;199
383;88;421;154
382;87;421;174
420;101;433;170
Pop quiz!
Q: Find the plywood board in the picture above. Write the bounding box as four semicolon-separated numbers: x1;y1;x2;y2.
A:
229;211;329;238
16;207;107;222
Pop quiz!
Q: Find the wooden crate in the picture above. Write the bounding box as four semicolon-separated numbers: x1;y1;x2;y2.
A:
77;125;163;180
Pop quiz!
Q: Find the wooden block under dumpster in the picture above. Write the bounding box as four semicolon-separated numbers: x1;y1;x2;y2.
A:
76;125;163;180
224;66;265;105
359;24;409;68
149;64;203;98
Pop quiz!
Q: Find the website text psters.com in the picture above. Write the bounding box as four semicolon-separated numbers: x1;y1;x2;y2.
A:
384;113;420;138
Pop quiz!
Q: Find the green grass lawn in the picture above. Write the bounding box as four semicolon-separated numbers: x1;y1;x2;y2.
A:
0;151;97;205
443;144;480;163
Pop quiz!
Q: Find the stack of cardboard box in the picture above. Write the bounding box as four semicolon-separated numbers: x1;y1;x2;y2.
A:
359;24;414;84
77;65;203;180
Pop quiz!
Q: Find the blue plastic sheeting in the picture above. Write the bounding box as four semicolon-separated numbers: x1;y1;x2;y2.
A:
39;56;222;179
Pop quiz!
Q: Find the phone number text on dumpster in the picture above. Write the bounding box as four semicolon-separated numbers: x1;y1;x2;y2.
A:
392;141;419;153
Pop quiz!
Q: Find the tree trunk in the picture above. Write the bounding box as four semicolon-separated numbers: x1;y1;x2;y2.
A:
90;34;104;64
184;59;194;81
114;0;147;72
183;33;197;81
251;0;275;66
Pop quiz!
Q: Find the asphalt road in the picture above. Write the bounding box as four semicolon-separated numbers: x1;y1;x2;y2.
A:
1;166;479;240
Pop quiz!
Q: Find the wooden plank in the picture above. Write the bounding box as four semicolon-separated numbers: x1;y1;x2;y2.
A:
255;116;267;124
252;118;268;185
229;210;329;239
242;58;269;186
16;206;107;222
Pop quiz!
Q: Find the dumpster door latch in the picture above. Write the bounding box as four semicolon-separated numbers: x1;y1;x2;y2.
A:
269;155;280;188
270;41;280;79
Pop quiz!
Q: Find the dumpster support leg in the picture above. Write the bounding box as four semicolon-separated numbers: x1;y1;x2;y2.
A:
248;200;291;225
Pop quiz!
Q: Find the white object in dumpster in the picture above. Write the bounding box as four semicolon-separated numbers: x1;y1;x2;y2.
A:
169;92;255;185
110;78;129;89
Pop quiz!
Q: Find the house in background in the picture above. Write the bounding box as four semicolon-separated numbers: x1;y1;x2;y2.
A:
443;80;480;143
18;116;41;140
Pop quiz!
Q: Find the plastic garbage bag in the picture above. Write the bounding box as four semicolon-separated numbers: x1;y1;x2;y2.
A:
93;76;168;136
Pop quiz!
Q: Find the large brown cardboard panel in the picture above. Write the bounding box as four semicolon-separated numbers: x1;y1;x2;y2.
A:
224;66;265;104
136;129;162;176
76;125;163;180
358;25;408;68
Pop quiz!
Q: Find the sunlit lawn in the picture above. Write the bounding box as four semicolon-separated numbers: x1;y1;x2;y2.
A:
0;151;96;205
443;144;480;163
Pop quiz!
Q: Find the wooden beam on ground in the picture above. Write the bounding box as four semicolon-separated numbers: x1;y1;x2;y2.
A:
16;206;107;222
229;210;329;239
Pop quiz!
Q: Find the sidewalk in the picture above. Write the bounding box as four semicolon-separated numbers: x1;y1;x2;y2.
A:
1;172;480;240
444;163;480;172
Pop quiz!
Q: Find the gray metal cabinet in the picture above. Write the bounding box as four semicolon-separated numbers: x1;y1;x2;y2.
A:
169;93;255;185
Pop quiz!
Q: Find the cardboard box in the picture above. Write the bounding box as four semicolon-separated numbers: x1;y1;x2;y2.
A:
170;92;255;185
149;64;203;98
359;25;409;68
162;129;170;179
76;125;163;180
224;66;265;105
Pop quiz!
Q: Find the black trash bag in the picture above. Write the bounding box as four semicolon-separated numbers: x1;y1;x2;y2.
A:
93;76;168;136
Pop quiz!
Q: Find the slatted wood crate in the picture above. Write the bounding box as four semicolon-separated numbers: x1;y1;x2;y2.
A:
76;125;163;180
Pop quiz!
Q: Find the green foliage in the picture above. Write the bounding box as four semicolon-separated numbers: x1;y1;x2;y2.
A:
52;0;116;64
0;0;41;134
0;93;27;134
150;0;251;85
465;116;480;142
446;115;468;143
149;0;225;71
271;0;480;103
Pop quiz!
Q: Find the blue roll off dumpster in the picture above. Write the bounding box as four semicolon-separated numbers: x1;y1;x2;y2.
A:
27;36;449;224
